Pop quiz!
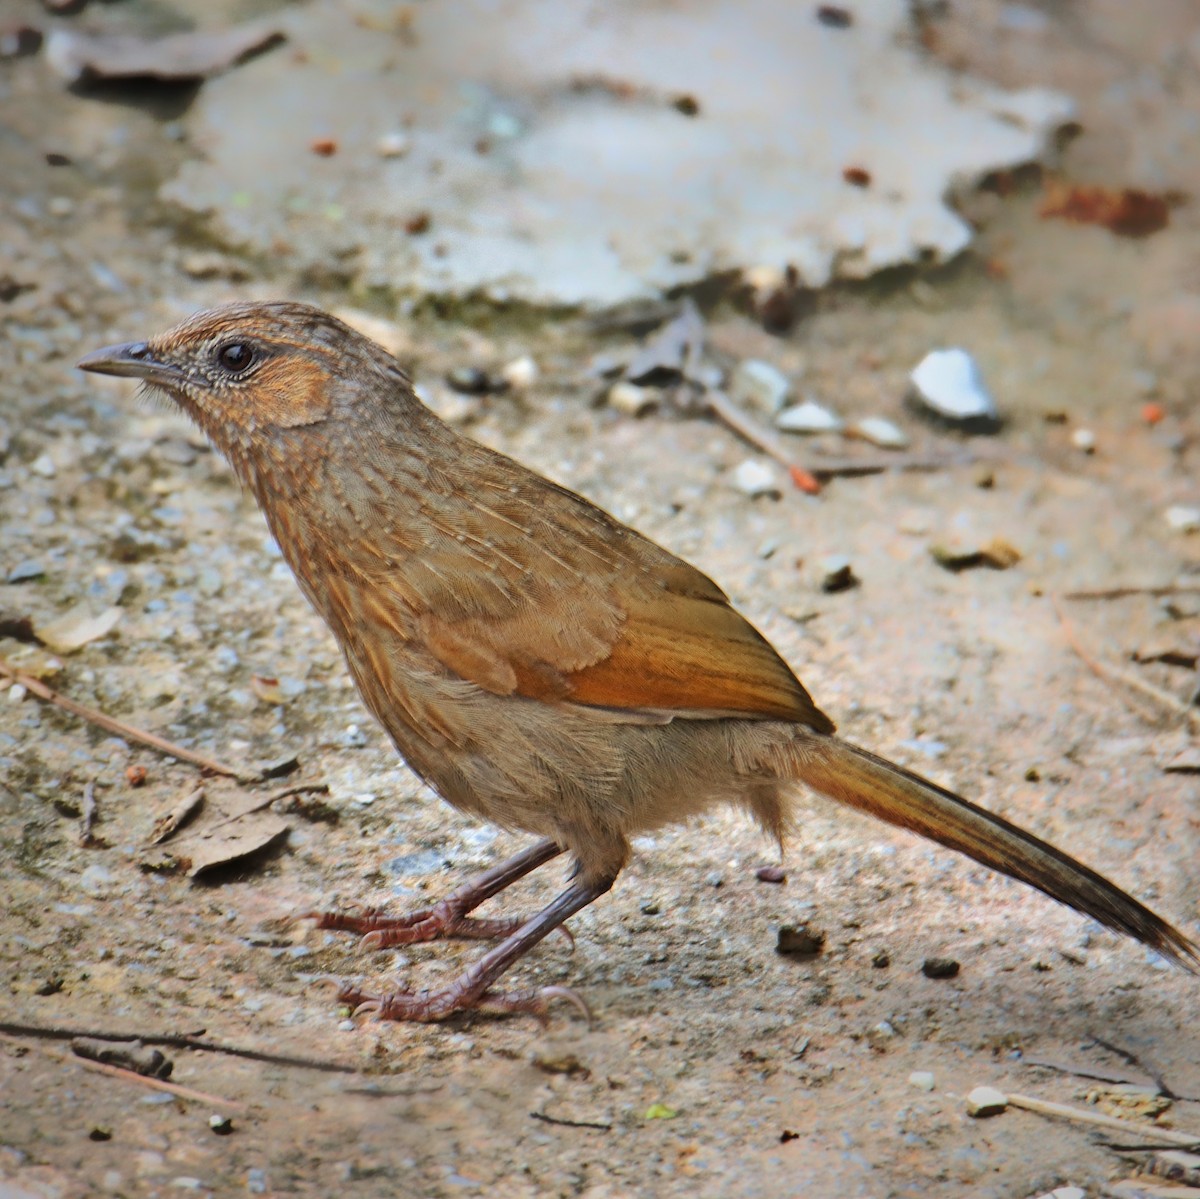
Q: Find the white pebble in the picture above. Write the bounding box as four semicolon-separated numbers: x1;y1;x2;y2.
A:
776;398;843;434
8;683;27;703
48;195;74;218
500;355;538;390
965;1085;1008;1118
1164;505;1200;532
908;1071;935;1091
731;458;781;497
31;453;57;478
607;381;657;416
731;359;791;414
1032;1188;1085;1199
376;131;411;158
852;416;909;449
1070;427;1096;453
910;348;998;425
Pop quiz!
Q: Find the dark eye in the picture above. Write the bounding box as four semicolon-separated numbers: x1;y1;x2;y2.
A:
216;342;256;373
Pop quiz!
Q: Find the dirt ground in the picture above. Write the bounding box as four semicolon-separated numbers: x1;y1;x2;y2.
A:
2;2;1200;1197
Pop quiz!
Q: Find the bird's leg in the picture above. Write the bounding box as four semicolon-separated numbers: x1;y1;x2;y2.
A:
337;872;616;1022
310;837;564;948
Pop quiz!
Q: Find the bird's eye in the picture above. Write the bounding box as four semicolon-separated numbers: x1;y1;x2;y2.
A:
216;342;256;373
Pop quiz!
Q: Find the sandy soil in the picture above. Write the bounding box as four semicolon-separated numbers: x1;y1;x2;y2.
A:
2;2;1199;1197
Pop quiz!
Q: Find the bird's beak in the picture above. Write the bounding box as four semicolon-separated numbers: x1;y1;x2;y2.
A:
78;341;185;387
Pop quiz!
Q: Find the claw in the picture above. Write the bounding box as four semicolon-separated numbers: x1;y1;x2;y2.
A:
537;984;593;1025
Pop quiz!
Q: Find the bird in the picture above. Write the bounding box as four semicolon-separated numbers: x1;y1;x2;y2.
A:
79;301;1199;1022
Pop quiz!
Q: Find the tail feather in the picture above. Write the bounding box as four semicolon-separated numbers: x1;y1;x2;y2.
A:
792;735;1200;971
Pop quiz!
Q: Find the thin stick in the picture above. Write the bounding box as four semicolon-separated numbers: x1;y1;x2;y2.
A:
1005;1092;1200;1148
702;389;822;495
530;1111;612;1131
0;1021;357;1074
1064;584;1200;601
0;1032;246;1110
0;658;248;779
1049;595;1200;733
77;1058;248;1110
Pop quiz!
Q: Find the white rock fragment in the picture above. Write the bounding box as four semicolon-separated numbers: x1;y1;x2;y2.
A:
607;381;657;417
500;355;538;390
776;398;843;434
909;348;999;428
965;1086;1008;1118
852;416;909;449
908;1071;935;1092
1165;505;1200;532
1071;427;1096;453
376;131;411;158
731;458;781;498
35;604;123;654
31;453;57;479
1032;1189;1084;1199
731;359;791;415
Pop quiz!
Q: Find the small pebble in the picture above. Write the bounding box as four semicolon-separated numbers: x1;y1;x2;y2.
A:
500;355;538;390
909;348;999;431
818;554;858;593
208;1114;234;1136
7;559;45;583
775;924;825;956
851;416;909;449
1071;427;1096;453
775;398;843;434
1164;506;1200;533
445;366;495;395
337;1019;356;1031
47;195;74;218
376;131;412;158
871;950;890;969
31;453;57;478
1032;1188;1085;1199
640;899;661;915
731;459;781;498
965;1085;1008;1118
731;359;791;414
705;872;724;887
607;381;657;417
756;865;786;884
921;956;960;979
908;1071;935;1092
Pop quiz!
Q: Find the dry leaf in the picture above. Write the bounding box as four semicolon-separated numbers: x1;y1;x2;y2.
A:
147;787;206;845
34;603;122;653
183;811;289;877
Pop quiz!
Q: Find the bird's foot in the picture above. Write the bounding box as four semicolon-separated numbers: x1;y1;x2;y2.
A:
308;903;531;949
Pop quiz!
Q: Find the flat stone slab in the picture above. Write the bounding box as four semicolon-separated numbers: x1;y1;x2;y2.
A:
163;0;1074;306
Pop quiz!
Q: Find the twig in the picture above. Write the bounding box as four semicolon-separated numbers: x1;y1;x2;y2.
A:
1023;1058;1149;1088
530;1110;612;1131
0;1020;357;1074
807;451;974;480
79;779;98;847
1089;1035;1195;1103
0;1032;246;1110
0;657;249;779
1064;584;1200;601
701;389;822;495
1005;1091;1200;1148
268;782;330;803
1049;595;1200;733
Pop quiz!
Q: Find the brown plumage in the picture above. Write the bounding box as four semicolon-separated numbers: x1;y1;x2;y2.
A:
79;302;1198;1021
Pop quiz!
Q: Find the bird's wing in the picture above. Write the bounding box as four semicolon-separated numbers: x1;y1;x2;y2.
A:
392;458;834;731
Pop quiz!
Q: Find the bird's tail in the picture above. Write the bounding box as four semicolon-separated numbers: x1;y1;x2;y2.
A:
789;734;1199;971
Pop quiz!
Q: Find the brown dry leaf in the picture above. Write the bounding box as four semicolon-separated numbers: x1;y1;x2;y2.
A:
44;20;284;85
141;783;289;876
147;787;206;846
183;811;289;877
1040;180;1173;238
34;603;121;653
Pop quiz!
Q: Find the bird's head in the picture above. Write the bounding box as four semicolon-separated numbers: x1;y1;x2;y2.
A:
78;301;410;472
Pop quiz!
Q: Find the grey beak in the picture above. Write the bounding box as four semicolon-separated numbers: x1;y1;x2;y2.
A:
78;341;183;385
